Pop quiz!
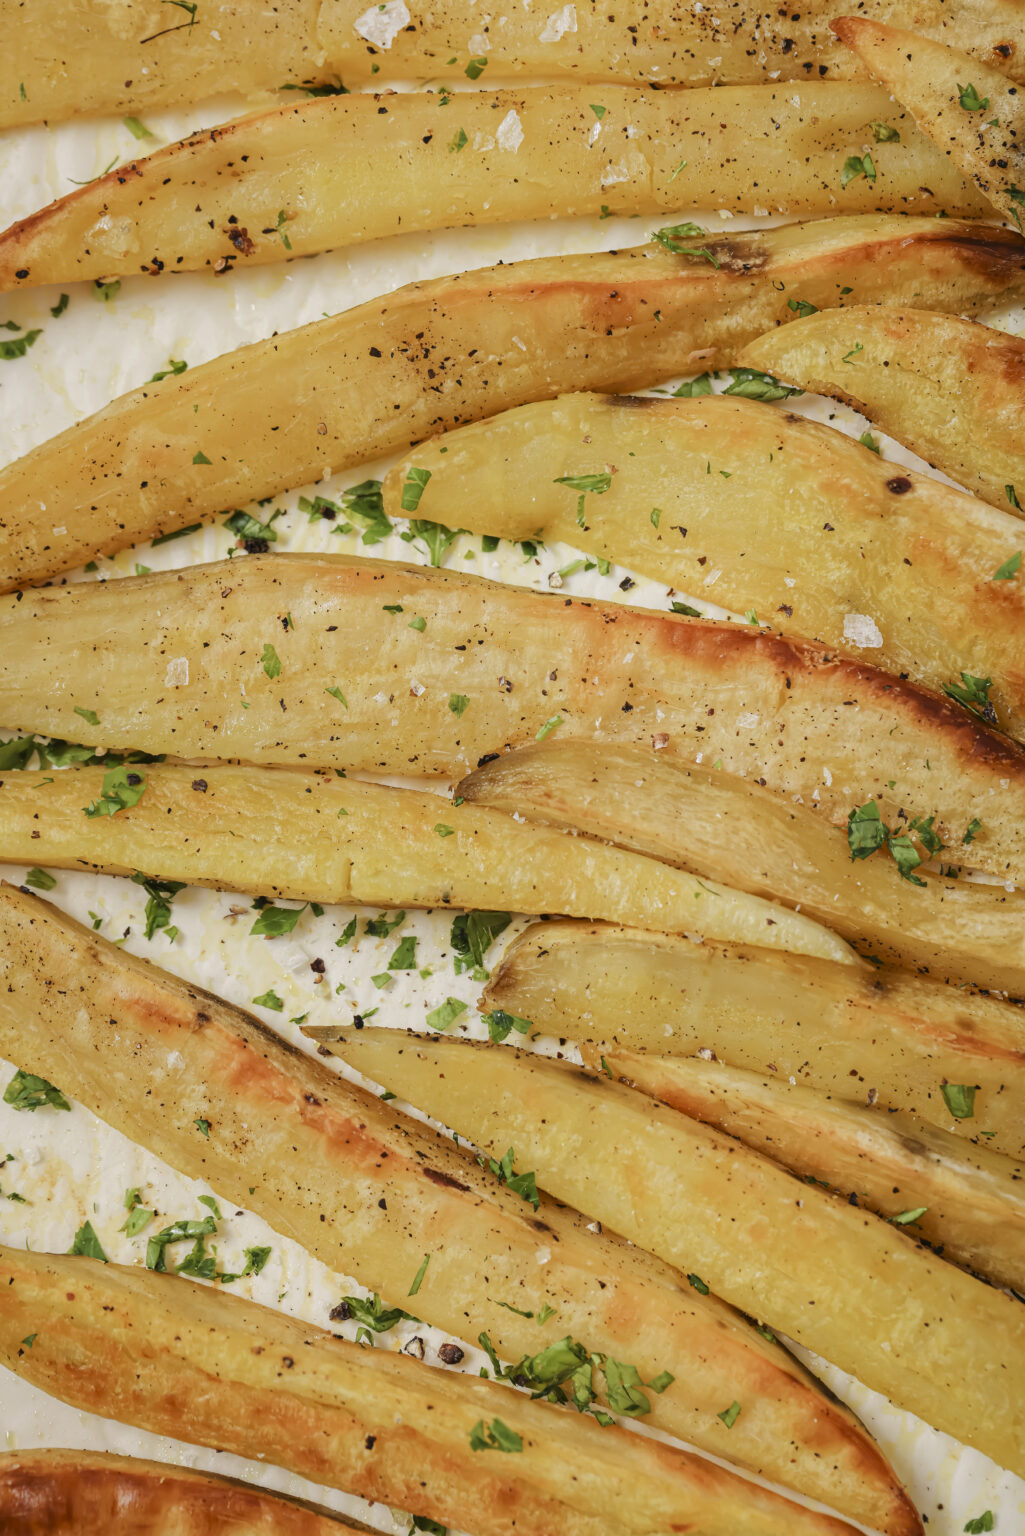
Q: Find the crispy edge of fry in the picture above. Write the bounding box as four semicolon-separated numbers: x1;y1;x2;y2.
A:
480;921;1025;1160
0;883;894;1518
321;1028;1025;1479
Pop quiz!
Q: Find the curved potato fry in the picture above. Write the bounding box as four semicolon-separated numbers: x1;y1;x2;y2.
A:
5;553;1025;884
0;85;984;290
457;741;1025;992
319;1028;1025;1479
1;215;1024;591
0;1450;367;1535
585;1051;1025;1295
482;922;1025;1159
0;1247;864;1536
736;306;1025;515
0;883;898;1524
0;763;853;961
833;17;1025;230
5;0;1025;125
384;392;1025;738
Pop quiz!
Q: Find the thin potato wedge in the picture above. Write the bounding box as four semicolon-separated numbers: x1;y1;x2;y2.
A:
2;215;1024;591
0;1248;863;1536
482;922;1025;1160
0;886;904;1526
6;553;1025;885
0;85;984;290
6;0;1025;125
0;763;853;961
587;1051;1025;1294
458;741;1025;992
324;1028;1025;1477
833;18;1025;230
384;392;1025;737
737;306;1025;514
0;1450;367;1535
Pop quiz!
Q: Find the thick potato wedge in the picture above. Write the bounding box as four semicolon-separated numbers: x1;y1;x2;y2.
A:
7;553;1025;885
384;392;1025;738
6;0;1025;126
833;18;1025;230
2;215;1024;591
0;887;906;1527
737;306;1025;514
586;1052;1025;1294
325;1028;1025;1477
458;742;1025;992
482;923;1025;1160
0;85;984;290
0;1250;863;1536
0;1449;367;1535
0;763;853;960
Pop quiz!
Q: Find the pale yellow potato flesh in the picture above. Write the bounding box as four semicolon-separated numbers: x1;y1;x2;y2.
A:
0;85;985;291
833;18;1025;230
482;923;1025;1160
325;1029;1025;1478
737;306;1025;514
0;1250;866;1536
0;764;852;961
0;1450;369;1536
2;215;1024;591
0;886;904;1526
6;553;1025;884
6;0;1025;125
458;741;1025;993
589;1052;1025;1295
384;391;1025;738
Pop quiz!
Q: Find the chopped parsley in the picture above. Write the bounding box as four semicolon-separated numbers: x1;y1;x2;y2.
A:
993;550;1022;580
69;1220;108;1262
448;127;468;152
194;1117;211;1136
1007;484;1021;509
261;643;282;679
859;430;880;453
50;293;70;318
332;1291;413;1332
388;934;418;970
787;297;818;317
83;765;147;819
275;209;293;250
964;1513;995;1534
941;1083;977;1120
23;867;56;890
488;1146;540;1210
590;103;606;119
0;328;42;361
148;357;188;383
674;372;714;396
846;800;932;887
448;693;470;717
957;83;990;111
464;56;487;79
871;122;900;142
326;685;348;708
717;1400;742;1429
130;872;186;941
650;222;719;267
192;449;212;465
963;817;983;845
451;910;511;975
408;1252;431;1295
469;1417;522;1453
535;714;563;741
426;997;467;1031
687;1273;710;1294
337;479;391;544
401;467;432;513
483;1009;532;1044
124;115;155;139
406;517;461;566
943;673;997;726
478;1329;672;1420
252;989;284;1011
93;279;121;302
841;152;876;187
250;903;305;938
3;1070;70;1113
366;911;405;937
891;1206;928;1225
723;367;800;402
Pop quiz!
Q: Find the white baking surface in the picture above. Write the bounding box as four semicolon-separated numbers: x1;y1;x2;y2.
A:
0;74;1023;1536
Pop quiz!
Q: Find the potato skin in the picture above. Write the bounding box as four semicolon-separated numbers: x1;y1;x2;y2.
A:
482;922;1025;1160
0;84;985;289
4;553;1025;884
1;215;1023;589
0;1449;364;1535
0;883;904;1527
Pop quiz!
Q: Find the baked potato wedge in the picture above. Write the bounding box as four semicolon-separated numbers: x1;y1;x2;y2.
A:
458;741;1025;992
323;1028;1025;1477
0;763;853;961
0;85;983;291
5;0;1025;125
3;215;1024;591
482;922;1025;1159
6;553;1025;886
0;1249;865;1536
0;885;906;1526
583;1052;1025;1294
384;392;1025;738
0;1450;368;1535
736;307;1025;515
832;18;1025;231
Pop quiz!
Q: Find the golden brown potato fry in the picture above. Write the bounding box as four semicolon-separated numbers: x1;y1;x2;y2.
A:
0;1248;865;1536
0;764;852;960
736;306;1025;515
0;1450;367;1536
5;553;1025;885
0;885;903;1525
0;85;984;290
458;741;1025;992
2;215;1024;591
833;17;1025;230
385;392;1025;738
324;1028;1025;1477
585;1052;1025;1294
482;922;1025;1160
5;0;1025;125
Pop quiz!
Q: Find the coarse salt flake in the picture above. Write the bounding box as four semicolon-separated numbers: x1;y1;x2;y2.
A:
496;109;524;153
843;612;883;648
540;3;576;41
353;0;410;50
164;656;189;687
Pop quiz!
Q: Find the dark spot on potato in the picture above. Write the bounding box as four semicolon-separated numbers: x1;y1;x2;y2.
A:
424;1166;470;1192
886;476;912;495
